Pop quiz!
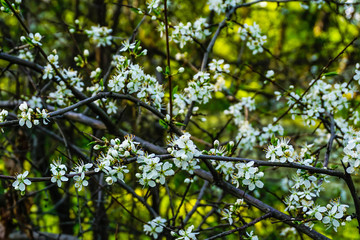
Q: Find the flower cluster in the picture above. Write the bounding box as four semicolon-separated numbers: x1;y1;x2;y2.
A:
224;97;255;125
171;71;214;117
18;49;34;61
85;25;113;47
28;96;43;109
266;138;295;163
0;109;8;123
12;171;31;195
208;59;230;79
21;32;43;46
259;124;284;145
170;18;211;48
167;133;201;175
185;71;213;104
108;53;164;110
320;199;350;231
281;163;350;232
43;52;59;80
220;198;244;225
71;161;93;191
208;141;235;180
143;216;166;239
232;161;264;191
304;197;350;231
18;102;35;128
235;121;260;151
47;81;74;106
147;0;161;13
342;131;360;174
50;159;69;187
136;154;174;187
94;136;145;185
266;140;316;166
171;93;189;116
47;66;86;106
207;0;242;14
284;172;322;211
238;23;267;55
287;78;354;126
18;102;50;128
104;165;129;185
342;1;360;20
59;68;84;91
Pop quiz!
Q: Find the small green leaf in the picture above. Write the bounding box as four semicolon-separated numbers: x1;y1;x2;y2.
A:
159;119;168;129
174;122;186;126
323;72;338;77
172;85;178;99
226;142;233;154
87;141;97;146
130;8;140;14
271;135;278;146
165;66;170;75
135;40;141;49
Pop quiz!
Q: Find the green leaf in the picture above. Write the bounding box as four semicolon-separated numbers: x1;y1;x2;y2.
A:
135;40;141;49
0;0;9;8
323;72;338;77
174;122;185;126
159;119;168;129
165;66;170;75
87;141;96;146
172;85;178;99
130;8;140;14
271;135;278;146
226;142;233;154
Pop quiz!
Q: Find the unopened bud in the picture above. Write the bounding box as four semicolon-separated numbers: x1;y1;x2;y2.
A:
156;66;163;72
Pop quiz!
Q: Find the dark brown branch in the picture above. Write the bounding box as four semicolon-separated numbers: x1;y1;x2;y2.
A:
0;52;43;73
205;212;272;240
196;155;345;178
194;169;330;240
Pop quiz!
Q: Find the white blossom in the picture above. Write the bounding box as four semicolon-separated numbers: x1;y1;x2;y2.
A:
143;217;166;239
12;171;31;194
85;25;113;47
176;225;198;240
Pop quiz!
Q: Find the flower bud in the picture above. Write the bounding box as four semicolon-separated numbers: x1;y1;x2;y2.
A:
156;66;163;72
213;140;220;148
